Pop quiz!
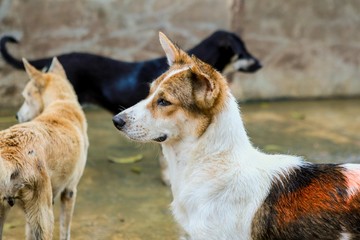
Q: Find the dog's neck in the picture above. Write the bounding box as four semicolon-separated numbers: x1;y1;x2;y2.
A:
193;93;253;156
161;92;254;191
42;84;78;109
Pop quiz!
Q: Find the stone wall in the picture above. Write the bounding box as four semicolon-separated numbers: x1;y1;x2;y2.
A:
0;0;231;107
0;0;359;108
231;0;360;100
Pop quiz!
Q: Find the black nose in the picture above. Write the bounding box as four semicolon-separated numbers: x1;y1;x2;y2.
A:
112;115;126;130
242;59;262;73
15;114;18;120
253;61;262;70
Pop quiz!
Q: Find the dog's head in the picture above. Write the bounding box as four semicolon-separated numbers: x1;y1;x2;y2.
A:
113;32;229;143
16;58;72;122
215;30;262;74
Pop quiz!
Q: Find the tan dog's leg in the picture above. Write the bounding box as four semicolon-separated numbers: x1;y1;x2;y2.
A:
159;152;171;186
0;204;11;240
60;188;77;240
23;179;54;240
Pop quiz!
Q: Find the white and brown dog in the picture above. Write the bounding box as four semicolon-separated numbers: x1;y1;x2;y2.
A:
113;32;360;240
0;58;88;240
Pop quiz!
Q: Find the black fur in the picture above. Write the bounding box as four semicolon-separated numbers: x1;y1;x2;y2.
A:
252;164;360;240
0;30;261;113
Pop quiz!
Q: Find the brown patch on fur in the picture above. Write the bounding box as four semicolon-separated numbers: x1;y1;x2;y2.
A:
252;165;360;239
147;62;227;136
275;173;345;225
146;40;229;137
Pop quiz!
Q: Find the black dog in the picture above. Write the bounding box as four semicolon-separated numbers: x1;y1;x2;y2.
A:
1;30;261;113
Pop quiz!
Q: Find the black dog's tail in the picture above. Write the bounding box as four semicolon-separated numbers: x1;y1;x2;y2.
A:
0;35;25;69
0;35;52;70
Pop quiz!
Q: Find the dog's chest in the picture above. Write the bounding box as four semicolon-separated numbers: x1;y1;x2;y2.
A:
170;168;266;239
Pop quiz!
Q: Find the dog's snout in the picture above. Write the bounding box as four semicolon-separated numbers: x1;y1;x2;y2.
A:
112;115;126;130
252;60;262;71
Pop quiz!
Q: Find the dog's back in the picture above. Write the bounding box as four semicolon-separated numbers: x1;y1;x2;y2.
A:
252;163;360;239
24;58;88;198
1;31;261;113
1;106;87;198
0;58;88;240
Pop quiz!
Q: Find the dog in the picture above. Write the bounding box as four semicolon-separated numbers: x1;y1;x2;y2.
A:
113;32;360;239
1;30;261;186
0;58;88;240
0;30;261;113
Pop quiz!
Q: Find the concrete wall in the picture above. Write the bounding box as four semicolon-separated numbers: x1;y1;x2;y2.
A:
231;0;360;100
0;0;359;108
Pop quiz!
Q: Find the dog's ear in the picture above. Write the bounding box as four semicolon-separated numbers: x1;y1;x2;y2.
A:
22;58;44;82
23;58;48;90
159;32;186;66
190;57;221;110
48;57;66;78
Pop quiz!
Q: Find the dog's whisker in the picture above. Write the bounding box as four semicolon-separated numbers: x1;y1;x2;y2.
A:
117;105;127;112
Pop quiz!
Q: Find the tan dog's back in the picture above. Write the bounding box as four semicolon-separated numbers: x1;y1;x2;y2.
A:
21;58;88;197
0;58;88;240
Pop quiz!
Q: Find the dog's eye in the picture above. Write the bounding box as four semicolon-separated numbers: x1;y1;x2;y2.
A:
157;98;171;107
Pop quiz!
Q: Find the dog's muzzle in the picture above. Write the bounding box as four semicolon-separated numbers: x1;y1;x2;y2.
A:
112;115;126;130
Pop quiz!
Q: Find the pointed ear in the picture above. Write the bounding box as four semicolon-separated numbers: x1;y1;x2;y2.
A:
190;63;220;110
23;58;43;80
23;58;47;89
48;57;66;78
159;32;181;66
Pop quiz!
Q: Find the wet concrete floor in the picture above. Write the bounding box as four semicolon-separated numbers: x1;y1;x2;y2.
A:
1;98;360;239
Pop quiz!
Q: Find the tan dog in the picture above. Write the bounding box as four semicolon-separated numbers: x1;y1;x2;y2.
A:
0;58;88;240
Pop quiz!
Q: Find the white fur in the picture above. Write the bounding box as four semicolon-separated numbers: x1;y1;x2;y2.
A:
163;66;192;82
0;157;10;191
118;95;184;142
17;91;42;122
234;58;255;70
341;163;360;198
124;67;194;142
222;57;255;75
119;84;304;239
151;66;191;89
162;93;303;239
342;163;360;171
339;231;351;240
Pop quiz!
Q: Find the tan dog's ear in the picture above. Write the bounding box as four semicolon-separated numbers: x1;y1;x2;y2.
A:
159;32;183;66
190;61;220;110
23;58;47;90
48;57;66;78
23;58;43;80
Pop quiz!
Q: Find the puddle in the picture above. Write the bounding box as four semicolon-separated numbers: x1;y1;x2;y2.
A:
1;98;359;239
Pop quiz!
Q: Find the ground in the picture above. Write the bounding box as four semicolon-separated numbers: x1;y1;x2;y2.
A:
1;98;359;240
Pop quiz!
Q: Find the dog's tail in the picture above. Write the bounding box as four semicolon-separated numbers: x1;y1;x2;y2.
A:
0;35;51;71
0;35;25;69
